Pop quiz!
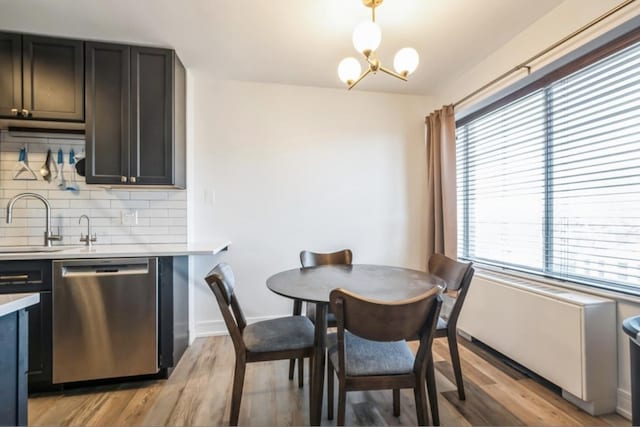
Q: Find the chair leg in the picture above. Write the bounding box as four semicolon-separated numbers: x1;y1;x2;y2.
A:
448;328;465;400
393;388;400;417
230;359;246;426
413;383;428;426
327;360;334;420
426;356;440;426
337;383;347;426
289;299;303;382
289;359;295;380
298;357;304;388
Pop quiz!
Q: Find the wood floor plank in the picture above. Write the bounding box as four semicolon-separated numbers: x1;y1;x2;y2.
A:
437;360;526;426
518;379;609;426
483;382;580;426
111;381;164;426
28;336;630;427
141;337;204;426
433;339;496;386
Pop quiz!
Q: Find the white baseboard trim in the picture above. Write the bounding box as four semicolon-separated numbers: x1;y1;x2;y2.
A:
617;388;632;420
194;315;284;338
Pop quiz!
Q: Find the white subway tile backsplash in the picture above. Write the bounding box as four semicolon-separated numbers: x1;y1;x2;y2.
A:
91;190;130;200
109;199;149;210
129;191;171;200
0;131;187;246
149;200;186;209
138;208;169;218
168;209;187;218
149;217;187;226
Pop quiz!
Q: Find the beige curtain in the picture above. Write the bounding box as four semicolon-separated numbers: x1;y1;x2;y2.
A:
425;105;457;260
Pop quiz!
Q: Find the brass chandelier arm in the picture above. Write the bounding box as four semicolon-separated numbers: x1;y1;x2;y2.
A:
348;68;372;90
379;66;408;81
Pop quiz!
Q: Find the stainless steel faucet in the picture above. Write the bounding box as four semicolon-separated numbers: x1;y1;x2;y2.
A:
79;214;97;248
6;192;63;247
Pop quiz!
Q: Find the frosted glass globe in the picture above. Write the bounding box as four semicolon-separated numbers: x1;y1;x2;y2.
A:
352;21;381;55
338;57;362;83
393;47;419;75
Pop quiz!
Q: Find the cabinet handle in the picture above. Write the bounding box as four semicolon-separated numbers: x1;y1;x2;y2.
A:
130;177;137;184
121;176;128;183
0;274;29;282
21;109;31;118
10;108;19;116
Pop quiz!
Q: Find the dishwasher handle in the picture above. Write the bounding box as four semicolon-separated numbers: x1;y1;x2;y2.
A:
60;259;152;278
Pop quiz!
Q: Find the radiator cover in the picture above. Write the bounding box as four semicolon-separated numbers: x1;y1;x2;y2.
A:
458;271;617;415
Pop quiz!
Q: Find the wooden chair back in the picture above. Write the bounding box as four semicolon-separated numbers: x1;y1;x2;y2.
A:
205;263;247;354
330;288;442;372
300;249;353;268
428;253;474;328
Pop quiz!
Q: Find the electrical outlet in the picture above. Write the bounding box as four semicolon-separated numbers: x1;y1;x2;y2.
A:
121;210;138;225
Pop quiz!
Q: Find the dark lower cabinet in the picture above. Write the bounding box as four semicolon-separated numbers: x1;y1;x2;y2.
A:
0;32;84;121
26;292;52;390
0;310;29;427
0;261;53;393
86;42;186;188
158;256;189;371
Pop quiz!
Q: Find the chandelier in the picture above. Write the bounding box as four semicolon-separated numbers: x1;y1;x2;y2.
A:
338;0;419;90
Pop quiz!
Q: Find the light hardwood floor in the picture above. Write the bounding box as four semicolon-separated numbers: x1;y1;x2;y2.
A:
29;336;630;426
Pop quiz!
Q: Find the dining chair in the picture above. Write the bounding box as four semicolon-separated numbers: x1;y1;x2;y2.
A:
326;287;443;426
205;263;315;426
288;248;353;386
428;253;474;400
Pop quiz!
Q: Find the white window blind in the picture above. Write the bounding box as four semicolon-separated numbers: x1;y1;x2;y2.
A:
457;37;640;292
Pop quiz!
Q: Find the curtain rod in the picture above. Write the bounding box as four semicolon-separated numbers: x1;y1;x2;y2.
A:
453;0;637;107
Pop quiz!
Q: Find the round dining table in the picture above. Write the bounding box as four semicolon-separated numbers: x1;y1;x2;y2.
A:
266;264;445;426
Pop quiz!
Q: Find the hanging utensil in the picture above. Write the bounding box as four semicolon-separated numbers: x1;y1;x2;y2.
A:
13;146;38;181
40;149;53;182
56;148;66;188
65;148;79;191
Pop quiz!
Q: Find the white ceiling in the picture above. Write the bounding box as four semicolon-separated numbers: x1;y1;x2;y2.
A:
0;0;563;95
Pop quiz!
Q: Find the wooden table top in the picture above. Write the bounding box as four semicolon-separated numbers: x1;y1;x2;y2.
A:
266;264;445;304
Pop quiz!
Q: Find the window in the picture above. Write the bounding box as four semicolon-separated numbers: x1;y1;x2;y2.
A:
457;29;640;293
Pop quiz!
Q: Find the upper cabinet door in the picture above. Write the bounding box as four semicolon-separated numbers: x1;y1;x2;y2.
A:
0;32;22;117
85;42;130;185
130;47;173;185
22;36;84;121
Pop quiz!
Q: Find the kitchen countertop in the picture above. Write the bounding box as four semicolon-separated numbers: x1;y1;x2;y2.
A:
0;240;231;261
0;293;40;317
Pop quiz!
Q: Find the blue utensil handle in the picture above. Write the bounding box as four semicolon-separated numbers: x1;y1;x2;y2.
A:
19;148;25;162
69;149;75;165
57;148;64;164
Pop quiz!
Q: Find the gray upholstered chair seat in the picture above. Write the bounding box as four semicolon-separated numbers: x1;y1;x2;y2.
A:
243;316;315;353
327;332;414;376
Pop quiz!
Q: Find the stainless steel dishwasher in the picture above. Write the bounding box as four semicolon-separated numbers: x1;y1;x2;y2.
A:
52;258;158;383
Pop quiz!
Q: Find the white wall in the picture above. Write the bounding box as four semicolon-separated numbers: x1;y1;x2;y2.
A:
433;0;640;418
188;77;435;335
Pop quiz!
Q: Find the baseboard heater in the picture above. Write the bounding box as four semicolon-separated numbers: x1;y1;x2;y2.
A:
458;271;616;415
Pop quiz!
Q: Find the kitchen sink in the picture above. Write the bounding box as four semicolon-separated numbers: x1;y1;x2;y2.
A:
0;246;70;254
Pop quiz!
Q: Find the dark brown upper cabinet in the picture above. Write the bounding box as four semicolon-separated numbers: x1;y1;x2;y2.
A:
0;32;84;121
85;42;185;188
